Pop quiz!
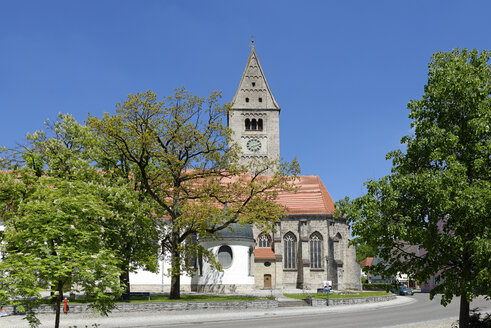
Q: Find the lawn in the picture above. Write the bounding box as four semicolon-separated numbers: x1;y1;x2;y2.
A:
69;294;265;303
130;294;264;302
284;291;391;300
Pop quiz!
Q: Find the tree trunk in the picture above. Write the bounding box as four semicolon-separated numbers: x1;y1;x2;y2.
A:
459;291;469;328
169;248;181;299
170;272;181;299
120;268;130;301
54;280;63;328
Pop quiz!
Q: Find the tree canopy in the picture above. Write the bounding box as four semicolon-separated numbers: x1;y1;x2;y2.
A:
88;88;300;299
337;49;490;327
0;114;159;328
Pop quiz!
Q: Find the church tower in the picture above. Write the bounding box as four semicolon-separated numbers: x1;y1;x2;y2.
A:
229;43;280;168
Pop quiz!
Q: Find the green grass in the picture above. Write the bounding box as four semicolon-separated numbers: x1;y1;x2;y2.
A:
284;291;391;300
69;294;264;303
130;295;263;303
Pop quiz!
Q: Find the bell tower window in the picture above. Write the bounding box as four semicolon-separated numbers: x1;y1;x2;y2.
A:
251;119;257;130
245;118;251;130
258;119;263;131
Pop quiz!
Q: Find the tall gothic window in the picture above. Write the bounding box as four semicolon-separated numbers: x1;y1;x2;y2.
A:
310;232;323;269
258;233;271;248
284;232;296;269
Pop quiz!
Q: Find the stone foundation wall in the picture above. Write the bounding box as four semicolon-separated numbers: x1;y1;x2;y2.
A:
1;300;278;315
1;296;395;315
307;295;396;306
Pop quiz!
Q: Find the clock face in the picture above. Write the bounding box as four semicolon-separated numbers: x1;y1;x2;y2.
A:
246;138;261;152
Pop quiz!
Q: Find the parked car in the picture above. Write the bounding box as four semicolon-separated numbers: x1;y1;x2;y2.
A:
392;286;414;296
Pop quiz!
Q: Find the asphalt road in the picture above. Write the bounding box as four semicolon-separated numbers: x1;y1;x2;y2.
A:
1;293;490;328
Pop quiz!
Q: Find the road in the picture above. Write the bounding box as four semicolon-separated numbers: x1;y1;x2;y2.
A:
1;293;490;327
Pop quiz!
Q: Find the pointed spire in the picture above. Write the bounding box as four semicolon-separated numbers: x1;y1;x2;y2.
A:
231;44;280;111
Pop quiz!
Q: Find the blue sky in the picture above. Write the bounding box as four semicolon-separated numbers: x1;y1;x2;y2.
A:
1;1;489;202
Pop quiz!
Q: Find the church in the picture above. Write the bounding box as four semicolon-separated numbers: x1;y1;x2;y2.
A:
130;45;361;292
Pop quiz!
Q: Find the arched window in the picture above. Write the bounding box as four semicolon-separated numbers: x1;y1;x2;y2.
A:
251;119;257;130
245;118;251;130
258;233;271;248
258;119;263;131
284;232;296;269
217;245;233;269
310;232;323;269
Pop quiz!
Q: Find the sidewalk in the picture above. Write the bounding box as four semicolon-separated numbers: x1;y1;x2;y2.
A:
0;296;415;328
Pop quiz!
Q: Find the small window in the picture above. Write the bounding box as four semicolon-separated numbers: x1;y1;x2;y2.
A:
258;233;271;248
252;82;256;87
217;245;233;269
258;97;262;103
258;119;263;131
245;97;249;103
245;118;251;130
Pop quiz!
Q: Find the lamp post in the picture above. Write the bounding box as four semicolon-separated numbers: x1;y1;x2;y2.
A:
326;257;329;281
325;257;330;306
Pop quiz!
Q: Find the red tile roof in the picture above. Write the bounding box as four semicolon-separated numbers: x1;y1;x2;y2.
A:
359;257;374;267
254;248;276;259
159;175;335;218
277;175;335;215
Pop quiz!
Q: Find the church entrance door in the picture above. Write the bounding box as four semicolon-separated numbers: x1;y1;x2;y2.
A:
264;274;272;288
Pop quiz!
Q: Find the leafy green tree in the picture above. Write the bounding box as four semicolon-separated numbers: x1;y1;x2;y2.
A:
88;88;299;299
337;49;490;327
0;114;159;328
0;173;123;328
354;240;377;263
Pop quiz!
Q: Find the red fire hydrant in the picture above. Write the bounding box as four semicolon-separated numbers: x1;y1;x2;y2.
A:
63;298;69;314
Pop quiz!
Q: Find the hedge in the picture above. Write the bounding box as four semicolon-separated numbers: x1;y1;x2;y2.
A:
362;283;393;291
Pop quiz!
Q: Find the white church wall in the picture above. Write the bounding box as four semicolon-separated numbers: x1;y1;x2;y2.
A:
194;241;255;292
129;257;194;292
